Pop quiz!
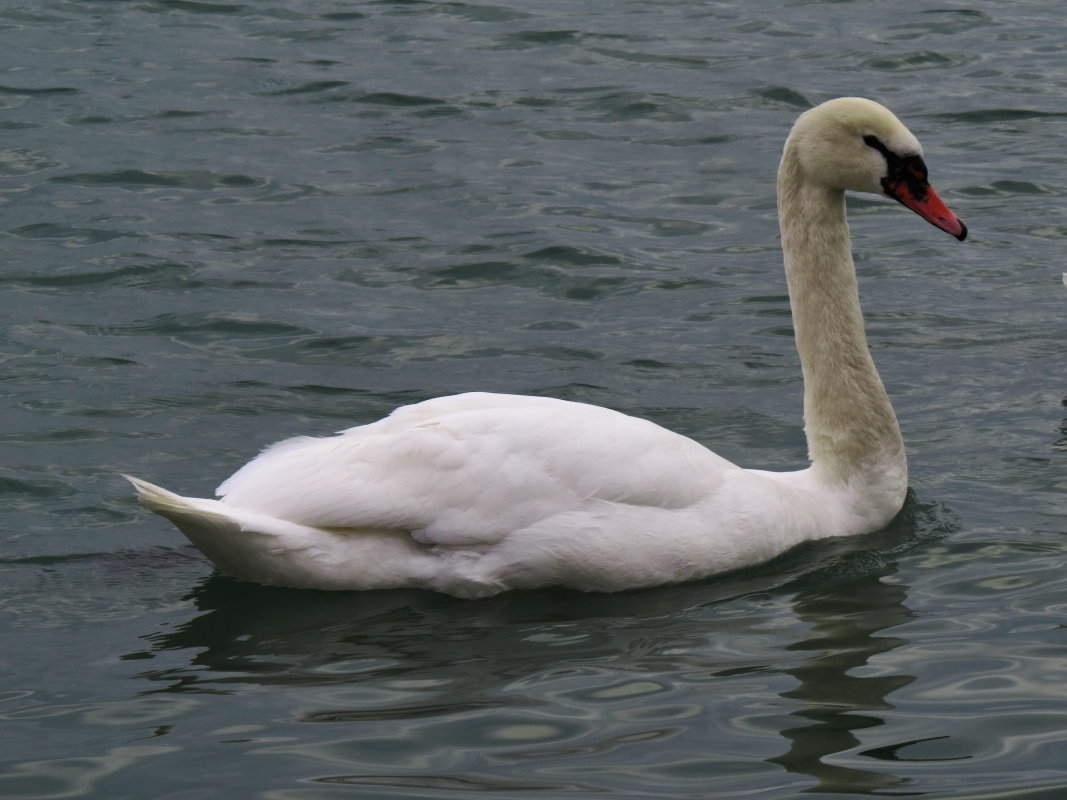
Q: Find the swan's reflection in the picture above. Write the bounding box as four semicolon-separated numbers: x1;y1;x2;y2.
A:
768;565;918;795
132;498;948;796
136;567;796;694
764;497;961;795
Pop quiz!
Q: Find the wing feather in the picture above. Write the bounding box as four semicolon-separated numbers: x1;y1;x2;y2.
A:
216;393;736;547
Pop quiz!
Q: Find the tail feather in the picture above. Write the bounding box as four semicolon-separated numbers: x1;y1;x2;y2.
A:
123;474;299;583
123;474;441;591
123;474;224;519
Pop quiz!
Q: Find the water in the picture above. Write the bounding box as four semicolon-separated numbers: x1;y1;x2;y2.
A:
1;0;1065;797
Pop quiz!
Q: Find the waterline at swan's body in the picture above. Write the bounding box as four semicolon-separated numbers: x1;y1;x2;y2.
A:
127;97;967;597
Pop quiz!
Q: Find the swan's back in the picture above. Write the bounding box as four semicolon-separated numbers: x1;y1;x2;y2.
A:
217;393;737;547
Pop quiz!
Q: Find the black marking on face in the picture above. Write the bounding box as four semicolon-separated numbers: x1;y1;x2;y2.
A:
863;134;930;202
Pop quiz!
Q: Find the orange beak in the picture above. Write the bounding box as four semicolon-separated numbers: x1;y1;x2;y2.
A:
883;162;967;241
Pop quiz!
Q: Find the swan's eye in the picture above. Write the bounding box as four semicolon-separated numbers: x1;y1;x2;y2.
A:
863;134;890;157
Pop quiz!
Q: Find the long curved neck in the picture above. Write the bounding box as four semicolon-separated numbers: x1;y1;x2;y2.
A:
777;144;907;496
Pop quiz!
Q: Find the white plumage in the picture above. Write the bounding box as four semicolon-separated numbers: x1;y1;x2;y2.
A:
127;97;967;597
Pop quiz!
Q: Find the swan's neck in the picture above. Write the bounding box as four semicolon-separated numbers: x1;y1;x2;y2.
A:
777;148;907;498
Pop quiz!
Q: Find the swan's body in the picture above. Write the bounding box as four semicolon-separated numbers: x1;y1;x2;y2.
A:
128;98;966;597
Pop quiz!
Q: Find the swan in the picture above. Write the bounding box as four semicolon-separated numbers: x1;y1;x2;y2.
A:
126;97;967;597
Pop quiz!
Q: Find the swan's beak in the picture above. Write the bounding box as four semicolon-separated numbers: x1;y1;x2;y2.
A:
883;171;967;241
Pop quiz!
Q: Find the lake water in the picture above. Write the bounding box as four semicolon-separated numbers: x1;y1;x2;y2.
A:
2;1;1065;797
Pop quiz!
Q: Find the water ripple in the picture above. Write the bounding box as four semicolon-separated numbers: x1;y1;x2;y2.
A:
49;169;263;190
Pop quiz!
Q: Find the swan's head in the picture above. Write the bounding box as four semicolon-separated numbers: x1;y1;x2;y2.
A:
786;97;967;240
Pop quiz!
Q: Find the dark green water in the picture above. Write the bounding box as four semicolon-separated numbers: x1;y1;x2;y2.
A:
2;1;1065;797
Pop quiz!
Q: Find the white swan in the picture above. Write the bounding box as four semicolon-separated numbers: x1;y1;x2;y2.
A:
127;97;966;597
